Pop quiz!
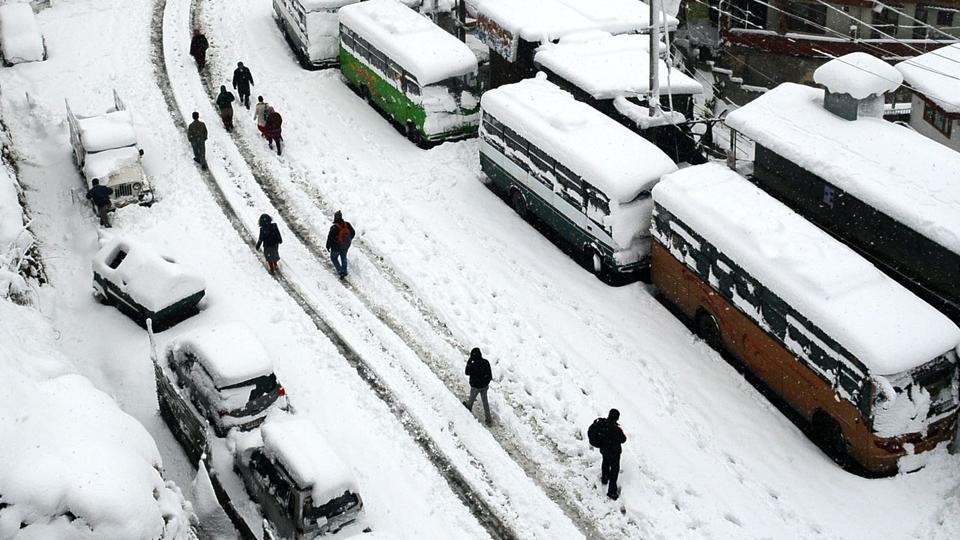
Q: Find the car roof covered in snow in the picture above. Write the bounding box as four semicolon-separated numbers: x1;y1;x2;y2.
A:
477;0;675;42
535;33;703;100
0;3;45;64
92;237;206;313
169;323;273;388
339;0;477;86
653;164;960;376
481;76;677;203
261;418;360;504
82;146;141;180
896;43;960;114
812;52;902;99
725;82;960;257
300;0;361;10
77;109;138;153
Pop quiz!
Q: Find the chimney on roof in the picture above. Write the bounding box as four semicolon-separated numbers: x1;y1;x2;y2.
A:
812;53;903;121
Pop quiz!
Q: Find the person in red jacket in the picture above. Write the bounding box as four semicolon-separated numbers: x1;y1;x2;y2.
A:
264;106;282;156
325;210;355;279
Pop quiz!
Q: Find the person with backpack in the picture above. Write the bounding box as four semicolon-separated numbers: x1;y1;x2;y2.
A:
187;111;208;170
253;96;269;138
325;210;355;279
264;106;282;156
588;408;627;500
85;178;114;228
189;29;209;70
232;62;255;110
463;347;493;426
216;85;236;131
256;213;283;274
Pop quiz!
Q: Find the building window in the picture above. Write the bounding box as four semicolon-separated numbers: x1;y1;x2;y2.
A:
937;9;955;27
784;2;828;34
923;100;953;138
871;6;900;38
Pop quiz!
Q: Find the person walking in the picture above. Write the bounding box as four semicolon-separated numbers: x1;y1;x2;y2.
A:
325;210;355;279
85;178;114;228
264;106;283;156
256;213;283;274
187;112;208;170
216;85;236;131
463;348;493;426
588;409;627;500
189;29;209;70
232;62;255;110
253;96;269;138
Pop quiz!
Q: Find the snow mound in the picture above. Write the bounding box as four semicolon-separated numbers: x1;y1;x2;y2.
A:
77;109;138;153
896;43;960;114
0;3;44;65
170;322;273;388
653;163;960;376
813;52;902;99
261;418;360;504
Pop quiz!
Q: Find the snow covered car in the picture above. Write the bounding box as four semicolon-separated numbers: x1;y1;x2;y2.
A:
92;237;205;332
238;418;363;538
66;90;154;208
163;323;288;438
0;3;46;65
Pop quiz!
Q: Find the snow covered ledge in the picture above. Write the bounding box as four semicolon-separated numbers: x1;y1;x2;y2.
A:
813;52;903;121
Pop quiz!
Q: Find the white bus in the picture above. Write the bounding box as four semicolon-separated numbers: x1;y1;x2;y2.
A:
274;0;362;68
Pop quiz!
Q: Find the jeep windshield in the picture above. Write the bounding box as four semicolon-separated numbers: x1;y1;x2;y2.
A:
303;491;361;522
218;373;282;416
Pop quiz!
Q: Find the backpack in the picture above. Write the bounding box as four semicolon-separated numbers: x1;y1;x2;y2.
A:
335;222;353;245
587;418;608;449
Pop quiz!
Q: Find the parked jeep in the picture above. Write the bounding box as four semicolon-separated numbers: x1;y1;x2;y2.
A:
92;237;205;331
237;418;364;538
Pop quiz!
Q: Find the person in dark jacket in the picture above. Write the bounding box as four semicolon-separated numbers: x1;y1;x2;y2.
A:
232;62;255;110
189;29;209;70
187;112;208;169
86;178;114;228
598;408;627;500
264;106;282;156
256;213;283;274
463;347;493;426
216;85;236;131
325;210;355;279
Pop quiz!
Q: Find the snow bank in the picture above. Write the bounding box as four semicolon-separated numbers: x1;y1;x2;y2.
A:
896;43;960;113
0;299;193;539
0;3;44;64
77;109;138;153
477;0;673;42
339;0;477;86
652;163;960;376
812;52;902;99
481;75;676;204
725;82;960;257
261;418;360;504
170;322;273;388
92;236;206;313
535;33;703;99
0;130;36;301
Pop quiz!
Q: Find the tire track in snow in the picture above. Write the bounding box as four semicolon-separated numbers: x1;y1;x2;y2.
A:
149;1;521;538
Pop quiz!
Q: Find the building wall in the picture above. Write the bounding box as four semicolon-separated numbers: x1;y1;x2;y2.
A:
908;94;960;152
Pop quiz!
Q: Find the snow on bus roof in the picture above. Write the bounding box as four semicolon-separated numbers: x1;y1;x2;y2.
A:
896;43;960;114
261;418;360;504
339;0;477;86
653;163;960;376
480;76;677;203
477;0;676;41
300;0;361;10
535;33;703;100
725;83;960;256
170;323;272;388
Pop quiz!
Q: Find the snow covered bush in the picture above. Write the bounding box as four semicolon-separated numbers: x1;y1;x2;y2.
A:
0;122;44;304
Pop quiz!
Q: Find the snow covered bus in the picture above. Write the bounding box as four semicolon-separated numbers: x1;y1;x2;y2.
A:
338;0;480;145
651;163;960;475
273;0;362;69
479;76;677;279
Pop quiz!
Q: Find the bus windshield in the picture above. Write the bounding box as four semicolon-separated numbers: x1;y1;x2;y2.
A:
872;351;959;436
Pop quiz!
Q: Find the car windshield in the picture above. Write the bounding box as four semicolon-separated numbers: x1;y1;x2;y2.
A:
303;491;360;521
218;373;280;414
872;351;959;435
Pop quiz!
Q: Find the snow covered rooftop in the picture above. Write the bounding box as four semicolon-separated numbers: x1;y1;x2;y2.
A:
339;0;477;86
896;43;960;113
653;163;960;376
481;76;677;203
813;52;902;99
0;3;44;65
477;0;676;41
170;322;273;388
725;83;960;256
77;109;138;152
261;418;360;504
535;33;703;99
92;237;206;313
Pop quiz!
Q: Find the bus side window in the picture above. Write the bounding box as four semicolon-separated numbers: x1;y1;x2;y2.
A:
403;73;421;96
528;144;555;189
502;126;529;167
554;163;584;209
584;184;610;231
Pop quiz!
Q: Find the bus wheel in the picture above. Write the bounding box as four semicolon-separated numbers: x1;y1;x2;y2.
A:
405;122;422;146
812;412;849;466
510;189;527;219
695;310;722;351
359;85;370;103
586;247;604;276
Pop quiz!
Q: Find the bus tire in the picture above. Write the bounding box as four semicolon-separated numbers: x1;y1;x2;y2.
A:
510;189;527;219
359;85;370;104
585;246;605;278
812;411;849;467
695;309;722;351
405;122;422;146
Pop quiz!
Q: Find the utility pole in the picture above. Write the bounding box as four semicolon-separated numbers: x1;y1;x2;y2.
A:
457;0;467;42
649;0;661;117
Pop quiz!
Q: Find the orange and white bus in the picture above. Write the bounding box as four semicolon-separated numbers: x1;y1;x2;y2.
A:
650;164;960;474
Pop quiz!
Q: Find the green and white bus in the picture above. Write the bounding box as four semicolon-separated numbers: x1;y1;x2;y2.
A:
479;76;678;279
338;0;480;145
